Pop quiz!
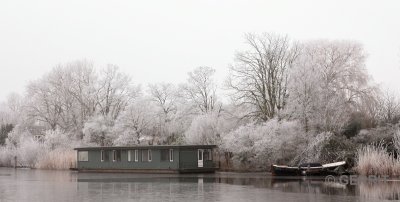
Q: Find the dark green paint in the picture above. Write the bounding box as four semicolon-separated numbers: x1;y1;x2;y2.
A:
75;145;217;172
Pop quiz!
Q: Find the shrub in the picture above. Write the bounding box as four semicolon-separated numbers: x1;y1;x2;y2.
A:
292;132;333;164
17;138;45;167
221;119;307;170
319;134;357;164
0;146;14;166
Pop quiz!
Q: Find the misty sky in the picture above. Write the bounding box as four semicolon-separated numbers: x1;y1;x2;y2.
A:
0;0;399;102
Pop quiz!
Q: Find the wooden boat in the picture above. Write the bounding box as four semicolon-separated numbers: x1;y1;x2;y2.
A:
272;161;346;176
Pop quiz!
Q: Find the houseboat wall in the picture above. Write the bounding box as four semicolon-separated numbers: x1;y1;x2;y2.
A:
77;149;180;170
179;149;214;169
75;145;218;173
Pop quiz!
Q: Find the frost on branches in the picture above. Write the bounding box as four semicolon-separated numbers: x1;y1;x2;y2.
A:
221;119;307;170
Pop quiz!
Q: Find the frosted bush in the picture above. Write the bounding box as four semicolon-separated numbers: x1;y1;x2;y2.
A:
113;130;140;146
43;128;73;150
17;138;45;167
83;115;114;146
112;101;157;145
0;146;15;166
5;129;32;147
221;119;306;170
185;113;222;145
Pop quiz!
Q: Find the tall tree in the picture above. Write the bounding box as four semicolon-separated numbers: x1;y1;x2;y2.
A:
227;33;299;121
287;41;373;132
181;66;217;114
148;82;177;121
96;65;139;120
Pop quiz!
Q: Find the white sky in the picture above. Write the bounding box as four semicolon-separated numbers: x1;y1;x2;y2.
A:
0;0;399;102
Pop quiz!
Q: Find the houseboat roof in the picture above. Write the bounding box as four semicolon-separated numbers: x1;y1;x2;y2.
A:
74;145;217;150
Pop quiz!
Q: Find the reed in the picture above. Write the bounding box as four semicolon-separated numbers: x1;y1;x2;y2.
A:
35;149;76;169
356;143;400;176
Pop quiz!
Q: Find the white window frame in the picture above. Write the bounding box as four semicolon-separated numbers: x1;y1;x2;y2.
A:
169;149;173;162
101;150;104;162
148;149;152;162
78;151;89;162
134;150;138;162
128;150;132;162
112;150;116;162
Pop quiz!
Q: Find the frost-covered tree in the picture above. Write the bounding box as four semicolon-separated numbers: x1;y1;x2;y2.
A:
148;83;177;119
227;33;299;121
185;112;223;145
58;61;98;135
148;83;183;144
286;49;319;131
26;77;64;130
25;60;98;133
83;115;114;146
112;99;157;145
287;41;373;132
96;65;140;120
43;128;73;150
181;66;217;114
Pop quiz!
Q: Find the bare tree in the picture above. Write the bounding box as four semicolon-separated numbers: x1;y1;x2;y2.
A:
95;65;140;120
377;89;400;125
26;77;63;130
181;66;217;114
148;82;177;121
227;33;299;121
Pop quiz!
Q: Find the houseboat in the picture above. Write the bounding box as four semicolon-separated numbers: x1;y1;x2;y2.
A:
74;145;218;173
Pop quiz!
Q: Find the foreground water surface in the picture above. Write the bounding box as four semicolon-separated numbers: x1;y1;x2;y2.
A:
0;168;399;202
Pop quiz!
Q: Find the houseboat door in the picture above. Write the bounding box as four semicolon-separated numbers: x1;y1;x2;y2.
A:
198;149;204;168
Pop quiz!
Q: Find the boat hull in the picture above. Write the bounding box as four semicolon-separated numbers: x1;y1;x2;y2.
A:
272;161;347;176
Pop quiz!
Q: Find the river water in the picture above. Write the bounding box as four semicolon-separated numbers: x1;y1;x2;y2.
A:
0;168;399;202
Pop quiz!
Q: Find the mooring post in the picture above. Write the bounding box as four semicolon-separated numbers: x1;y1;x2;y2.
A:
14;156;17;169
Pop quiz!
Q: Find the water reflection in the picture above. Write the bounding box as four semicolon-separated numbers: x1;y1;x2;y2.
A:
359;181;400;200
1;168;400;201
75;172;400;201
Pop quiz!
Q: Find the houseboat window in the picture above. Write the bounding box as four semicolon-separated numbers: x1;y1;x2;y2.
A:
141;149;152;162
148;150;152;162
161;149;169;161
78;151;88;162
169;149;173;162
112;150;121;162
161;149;174;162
198;150;203;161
204;149;212;161
105;150;109;161
142;149;148;162
134;150;138;162
128;150;132;162
101;150;104;162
